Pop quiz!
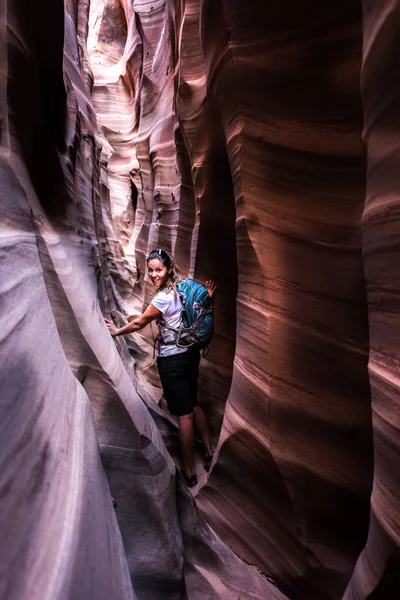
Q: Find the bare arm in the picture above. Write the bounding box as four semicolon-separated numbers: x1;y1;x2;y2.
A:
105;303;161;337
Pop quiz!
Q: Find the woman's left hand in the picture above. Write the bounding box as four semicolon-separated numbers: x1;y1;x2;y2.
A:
206;280;217;298
105;318;119;337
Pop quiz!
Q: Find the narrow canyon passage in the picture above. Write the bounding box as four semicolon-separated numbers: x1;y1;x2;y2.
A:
1;1;400;600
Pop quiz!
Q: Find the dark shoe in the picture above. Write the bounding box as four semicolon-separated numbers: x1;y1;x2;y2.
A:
180;469;198;488
203;454;213;472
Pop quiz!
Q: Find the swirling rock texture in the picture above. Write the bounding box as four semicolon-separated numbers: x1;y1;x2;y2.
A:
0;0;287;599
195;2;373;599
342;1;400;598
1;1;400;600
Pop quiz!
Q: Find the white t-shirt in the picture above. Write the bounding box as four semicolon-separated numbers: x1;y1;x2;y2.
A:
151;289;188;357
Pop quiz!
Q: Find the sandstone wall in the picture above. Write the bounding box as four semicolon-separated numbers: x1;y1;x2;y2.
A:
343;0;400;597
0;0;287;599
86;1;376;598
196;2;373;598
2;0;400;599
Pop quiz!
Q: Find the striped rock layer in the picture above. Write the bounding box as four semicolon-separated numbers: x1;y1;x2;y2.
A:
1;0;399;599
0;0;287;599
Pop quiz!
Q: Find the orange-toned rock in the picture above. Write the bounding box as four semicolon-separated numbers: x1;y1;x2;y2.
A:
195;2;374;598
343;0;400;597
3;0;400;598
0;1;289;599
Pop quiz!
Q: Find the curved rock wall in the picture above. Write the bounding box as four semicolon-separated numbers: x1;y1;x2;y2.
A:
0;1;287;599
196;2;374;599
343;0;400;597
87;1;377;598
1;3;133;599
2;0;400;599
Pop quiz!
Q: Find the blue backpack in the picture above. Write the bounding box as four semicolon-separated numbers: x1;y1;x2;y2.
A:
154;279;214;353
176;279;214;350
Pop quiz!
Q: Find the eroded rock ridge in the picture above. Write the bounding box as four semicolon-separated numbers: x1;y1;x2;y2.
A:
1;1;399;600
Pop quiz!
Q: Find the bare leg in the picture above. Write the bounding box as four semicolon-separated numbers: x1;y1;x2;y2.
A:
178;413;195;477
193;405;212;456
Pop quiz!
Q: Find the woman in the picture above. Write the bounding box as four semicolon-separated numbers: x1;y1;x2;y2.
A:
105;248;215;488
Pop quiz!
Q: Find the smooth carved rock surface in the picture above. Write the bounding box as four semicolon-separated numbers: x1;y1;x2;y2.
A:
86;1;378;599
342;1;400;598
194;3;374;599
2;1;400;600
0;1;288;599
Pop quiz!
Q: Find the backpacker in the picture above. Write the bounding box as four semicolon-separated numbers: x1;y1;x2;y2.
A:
154;279;214;354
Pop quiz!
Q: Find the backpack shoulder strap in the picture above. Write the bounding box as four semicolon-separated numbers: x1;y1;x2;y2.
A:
177;279;188;308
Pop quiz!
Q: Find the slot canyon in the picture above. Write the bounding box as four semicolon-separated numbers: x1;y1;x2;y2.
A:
1;0;400;599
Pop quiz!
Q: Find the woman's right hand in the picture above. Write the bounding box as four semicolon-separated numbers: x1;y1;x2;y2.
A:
105;318;119;337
